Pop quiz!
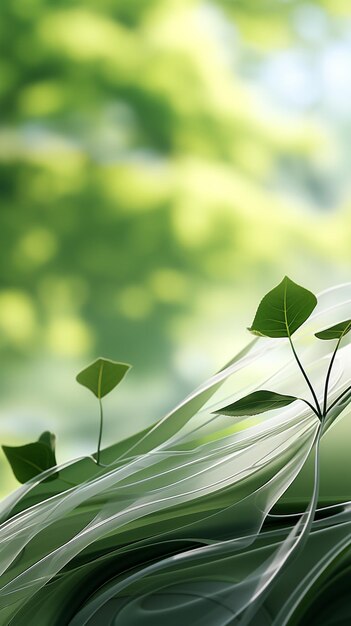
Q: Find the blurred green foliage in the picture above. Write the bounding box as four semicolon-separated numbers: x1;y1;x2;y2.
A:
0;0;348;360
1;0;351;492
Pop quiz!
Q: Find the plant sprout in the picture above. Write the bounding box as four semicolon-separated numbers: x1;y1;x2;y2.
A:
76;357;131;465
211;276;351;622
2;359;131;483
214;276;351;422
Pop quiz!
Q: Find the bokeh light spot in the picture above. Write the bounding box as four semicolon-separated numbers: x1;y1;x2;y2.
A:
46;317;93;356
0;291;36;346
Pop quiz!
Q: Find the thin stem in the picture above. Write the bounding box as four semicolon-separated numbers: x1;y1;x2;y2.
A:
322;337;342;416
96;398;104;465
299;398;320;419
96;361;104;466
326;383;351;415
288;336;322;419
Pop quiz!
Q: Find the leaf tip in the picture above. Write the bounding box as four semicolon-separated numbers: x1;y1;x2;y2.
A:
247;326;265;337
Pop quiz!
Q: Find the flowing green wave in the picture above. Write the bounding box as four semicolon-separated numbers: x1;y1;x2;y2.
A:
1;285;351;625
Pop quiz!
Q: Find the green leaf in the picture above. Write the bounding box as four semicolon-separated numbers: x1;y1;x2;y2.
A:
76;357;131;398
248;276;317;338
213;390;297;417
315;320;351;340
2;431;57;484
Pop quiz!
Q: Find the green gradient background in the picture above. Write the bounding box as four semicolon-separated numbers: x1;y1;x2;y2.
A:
1;0;351;504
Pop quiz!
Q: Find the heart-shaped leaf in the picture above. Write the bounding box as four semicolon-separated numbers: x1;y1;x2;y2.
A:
248;276;317;338
76;358;131;398
213;390;297;417
2;431;57;484
315;320;351;340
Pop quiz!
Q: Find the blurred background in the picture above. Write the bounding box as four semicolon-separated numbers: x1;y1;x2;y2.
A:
1;0;351;494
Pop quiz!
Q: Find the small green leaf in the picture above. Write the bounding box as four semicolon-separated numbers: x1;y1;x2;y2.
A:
248;276;317;338
213;390;297;417
315;320;351;340
76;357;131;398
2;431;57;484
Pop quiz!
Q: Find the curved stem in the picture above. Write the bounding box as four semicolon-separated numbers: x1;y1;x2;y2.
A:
97;398;104;465
299;398;320;419
323;337;341;416
288;336;322;419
